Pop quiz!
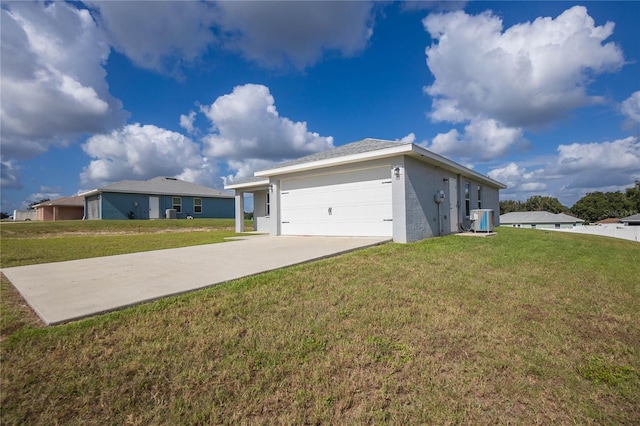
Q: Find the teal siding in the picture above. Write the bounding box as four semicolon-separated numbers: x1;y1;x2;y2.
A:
99;192;233;220
101;193;150;219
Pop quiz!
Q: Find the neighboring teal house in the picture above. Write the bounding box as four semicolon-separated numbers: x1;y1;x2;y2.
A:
81;177;234;220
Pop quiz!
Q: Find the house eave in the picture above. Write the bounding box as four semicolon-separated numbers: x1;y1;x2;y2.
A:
224;179;270;191
254;143;507;189
254;145;412;178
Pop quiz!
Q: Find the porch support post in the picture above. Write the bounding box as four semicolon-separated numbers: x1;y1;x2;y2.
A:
235;191;245;233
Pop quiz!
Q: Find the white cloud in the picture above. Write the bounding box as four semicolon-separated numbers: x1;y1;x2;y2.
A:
214;1;375;69
423;6;624;128
427;119;525;161
222;159;278;186
200;84;334;180
488;162;543;191
490;136;640;204
80;123;218;188
621;91;640;128
25;191;63;206
0;2;126;161
396;133;416;144
554;136;639;178
180;111;197;134
83;1;376;72
84;1;218;74
1;159;21;190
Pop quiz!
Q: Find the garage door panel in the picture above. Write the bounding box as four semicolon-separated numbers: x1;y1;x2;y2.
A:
280;167;392;237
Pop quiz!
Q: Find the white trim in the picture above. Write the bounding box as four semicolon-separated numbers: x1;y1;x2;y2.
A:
253;143;506;189
224;179;270;191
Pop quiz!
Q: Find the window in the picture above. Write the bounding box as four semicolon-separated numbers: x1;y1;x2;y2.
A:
172;197;182;213
477;186;483;209
193;198;202;214
265;192;270;216
464;182;470;216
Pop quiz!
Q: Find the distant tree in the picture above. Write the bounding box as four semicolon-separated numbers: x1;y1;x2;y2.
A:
625;181;640;213
500;195;567;215
499;200;524;215
27;198;50;210
604;191;635;218
523;195;567;213
1;212;10;220
570;190;635;222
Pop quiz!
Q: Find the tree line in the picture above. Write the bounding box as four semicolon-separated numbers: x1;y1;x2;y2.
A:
500;181;640;223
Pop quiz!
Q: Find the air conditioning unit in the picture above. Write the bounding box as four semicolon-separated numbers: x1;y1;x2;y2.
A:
470;209;495;232
165;209;177;219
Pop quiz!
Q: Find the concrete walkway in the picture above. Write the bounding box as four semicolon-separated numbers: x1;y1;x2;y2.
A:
2;236;388;325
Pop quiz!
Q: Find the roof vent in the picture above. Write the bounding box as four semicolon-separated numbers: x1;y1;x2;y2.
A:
165;177;177;181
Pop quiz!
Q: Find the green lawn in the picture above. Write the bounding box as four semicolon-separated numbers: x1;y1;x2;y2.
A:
1;225;639;424
0;219;252;267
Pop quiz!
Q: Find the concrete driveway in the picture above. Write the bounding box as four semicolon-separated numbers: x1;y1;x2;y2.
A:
2;236;388;325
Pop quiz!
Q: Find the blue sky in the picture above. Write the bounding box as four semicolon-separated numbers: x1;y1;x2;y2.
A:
2;1;639;213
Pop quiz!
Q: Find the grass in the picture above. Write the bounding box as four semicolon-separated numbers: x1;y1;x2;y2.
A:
1;225;639;424
0;219;252;267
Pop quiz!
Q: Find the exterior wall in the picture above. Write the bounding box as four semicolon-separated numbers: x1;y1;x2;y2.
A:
253;190;270;232
255;154;502;242
101;193;150;219
99;192;234;220
36;207;52;221
36;206;83;221
269;158;394;237
503;223;577;229
399;156;460;242
85;195;101;219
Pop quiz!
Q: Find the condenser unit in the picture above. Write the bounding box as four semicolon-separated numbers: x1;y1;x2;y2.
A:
470;209;495;232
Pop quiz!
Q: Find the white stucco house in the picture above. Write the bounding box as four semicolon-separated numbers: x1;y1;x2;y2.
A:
499;211;584;229
225;138;506;243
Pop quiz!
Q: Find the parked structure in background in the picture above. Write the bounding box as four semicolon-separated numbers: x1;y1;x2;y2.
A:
80;177;234;220
32;195;85;221
500;211;584;229
12;210;37;221
619;213;640;226
226;138;506;243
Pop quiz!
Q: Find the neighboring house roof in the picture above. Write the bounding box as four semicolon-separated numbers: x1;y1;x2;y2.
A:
500;211;584;224
597;218;621;224
33;195;84;207
227;138;506;190
82;177;233;198
620;213;640;223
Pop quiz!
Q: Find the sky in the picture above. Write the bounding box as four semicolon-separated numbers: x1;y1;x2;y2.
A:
1;1;639;213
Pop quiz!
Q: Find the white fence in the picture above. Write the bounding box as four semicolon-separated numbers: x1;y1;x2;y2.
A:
546;224;639;242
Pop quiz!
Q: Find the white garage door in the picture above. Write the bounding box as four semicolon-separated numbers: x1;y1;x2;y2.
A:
280;166;393;237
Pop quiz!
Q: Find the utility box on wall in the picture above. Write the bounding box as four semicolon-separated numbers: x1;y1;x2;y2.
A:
470;209;494;232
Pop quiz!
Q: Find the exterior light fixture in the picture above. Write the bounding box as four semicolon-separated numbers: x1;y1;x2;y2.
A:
393;167;401;179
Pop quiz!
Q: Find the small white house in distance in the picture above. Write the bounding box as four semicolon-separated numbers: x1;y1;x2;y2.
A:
500;211;584;229
225;138;506;243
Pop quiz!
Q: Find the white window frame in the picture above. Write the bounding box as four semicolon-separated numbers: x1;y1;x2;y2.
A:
172;197;182;213
193;198;202;214
266;192;270;217
464;182;471;217
477;185;483;209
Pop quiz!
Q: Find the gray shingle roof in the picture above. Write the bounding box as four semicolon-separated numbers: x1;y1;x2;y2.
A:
620;213;640;222
98;177;233;198
34;195;85;207
500;211;584;224
258;138;407;172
